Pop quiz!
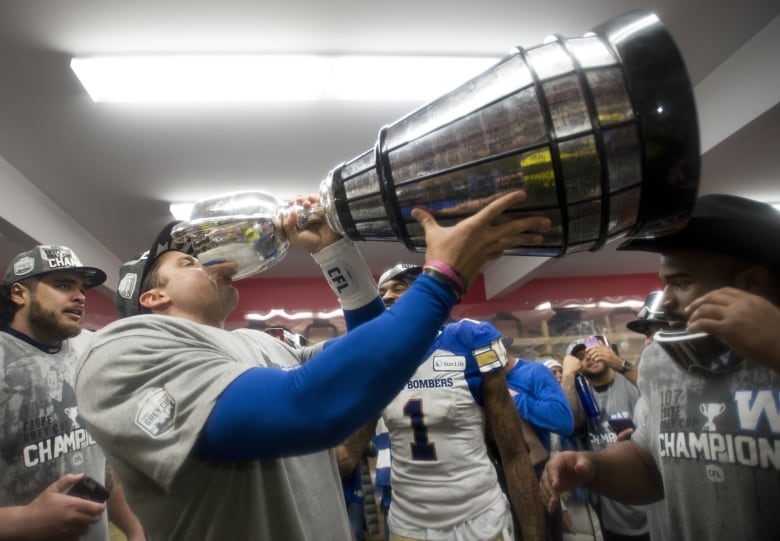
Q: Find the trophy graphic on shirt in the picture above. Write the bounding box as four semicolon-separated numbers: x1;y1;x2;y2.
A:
700;403;726;432
172;9;699;279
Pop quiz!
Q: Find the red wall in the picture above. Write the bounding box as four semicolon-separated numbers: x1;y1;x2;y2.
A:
85;272;661;329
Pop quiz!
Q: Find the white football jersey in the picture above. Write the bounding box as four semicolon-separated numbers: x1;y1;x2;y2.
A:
382;319;507;531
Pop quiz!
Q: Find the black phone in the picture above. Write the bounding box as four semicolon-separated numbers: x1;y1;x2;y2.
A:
608;417;636;434
66;475;111;503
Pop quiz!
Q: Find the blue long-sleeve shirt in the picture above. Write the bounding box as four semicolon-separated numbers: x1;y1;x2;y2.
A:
505;358;574;452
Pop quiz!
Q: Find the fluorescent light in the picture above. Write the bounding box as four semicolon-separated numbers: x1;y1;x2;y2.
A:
558;300;644;310
169;202;194;220
245;309;343;321
597;300;644;309
70;54;500;102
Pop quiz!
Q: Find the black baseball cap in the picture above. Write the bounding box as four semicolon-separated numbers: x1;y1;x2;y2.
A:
113;221;185;318
4;245;106;288
618;194;780;270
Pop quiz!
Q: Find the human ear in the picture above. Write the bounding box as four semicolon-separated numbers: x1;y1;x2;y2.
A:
138;288;170;311
9;283;28;307
734;265;770;295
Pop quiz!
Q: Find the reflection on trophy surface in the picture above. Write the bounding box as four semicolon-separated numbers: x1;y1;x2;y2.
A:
171;191;290;279
171;190;323;279
174;9;700;280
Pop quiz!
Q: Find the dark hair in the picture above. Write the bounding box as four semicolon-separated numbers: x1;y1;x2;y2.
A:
0;278;37;326
136;256;168;315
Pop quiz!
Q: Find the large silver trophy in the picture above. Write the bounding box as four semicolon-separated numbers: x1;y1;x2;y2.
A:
172;10;699;279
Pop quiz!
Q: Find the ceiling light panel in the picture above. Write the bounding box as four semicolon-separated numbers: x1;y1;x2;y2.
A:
70;54;500;102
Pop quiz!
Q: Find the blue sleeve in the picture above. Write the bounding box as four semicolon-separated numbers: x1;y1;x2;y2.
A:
506;362;574;437
343;295;385;331
195;274;457;460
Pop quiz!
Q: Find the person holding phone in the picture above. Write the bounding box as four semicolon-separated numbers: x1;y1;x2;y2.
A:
0;245;145;541
563;336;649;541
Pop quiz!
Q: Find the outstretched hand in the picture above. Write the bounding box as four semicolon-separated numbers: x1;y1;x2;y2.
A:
412;190;551;286
686;287;780;373
539;451;595;513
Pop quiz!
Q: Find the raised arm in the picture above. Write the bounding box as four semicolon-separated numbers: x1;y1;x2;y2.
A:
685;286;780;373
584;344;638;386
508;364;574;436
197;191;552;460
560;354;585;428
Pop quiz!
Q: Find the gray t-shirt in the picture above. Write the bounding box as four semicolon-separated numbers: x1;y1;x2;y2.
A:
587;373;648;536
75;315;350;541
1;330;108;541
633;341;780;541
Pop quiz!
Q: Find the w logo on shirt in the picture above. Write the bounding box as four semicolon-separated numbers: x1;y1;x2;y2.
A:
734;390;780;434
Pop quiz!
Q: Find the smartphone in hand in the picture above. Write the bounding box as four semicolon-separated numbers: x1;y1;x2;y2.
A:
607;417;636;434
66;475;111;503
584;335;609;348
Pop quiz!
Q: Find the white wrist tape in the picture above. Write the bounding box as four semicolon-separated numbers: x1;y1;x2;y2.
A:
311;238;378;310
473;338;509;374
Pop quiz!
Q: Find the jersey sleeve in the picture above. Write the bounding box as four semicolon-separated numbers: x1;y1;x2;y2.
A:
442;319;503;405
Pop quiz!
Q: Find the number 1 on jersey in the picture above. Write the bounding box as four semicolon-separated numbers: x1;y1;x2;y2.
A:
403;398;437;461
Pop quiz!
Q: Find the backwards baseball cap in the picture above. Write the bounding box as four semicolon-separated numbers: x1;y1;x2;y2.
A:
113;221;185;318
378;263;422;289
618;194;780;270
4;245;106;288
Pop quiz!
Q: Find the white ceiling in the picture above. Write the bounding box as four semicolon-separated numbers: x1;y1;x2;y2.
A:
1;0;778;297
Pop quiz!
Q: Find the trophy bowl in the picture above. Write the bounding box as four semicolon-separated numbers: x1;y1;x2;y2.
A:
653;330;743;374
170;191;290;280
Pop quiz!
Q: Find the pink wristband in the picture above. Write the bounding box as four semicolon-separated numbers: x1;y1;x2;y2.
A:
424;260;466;292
